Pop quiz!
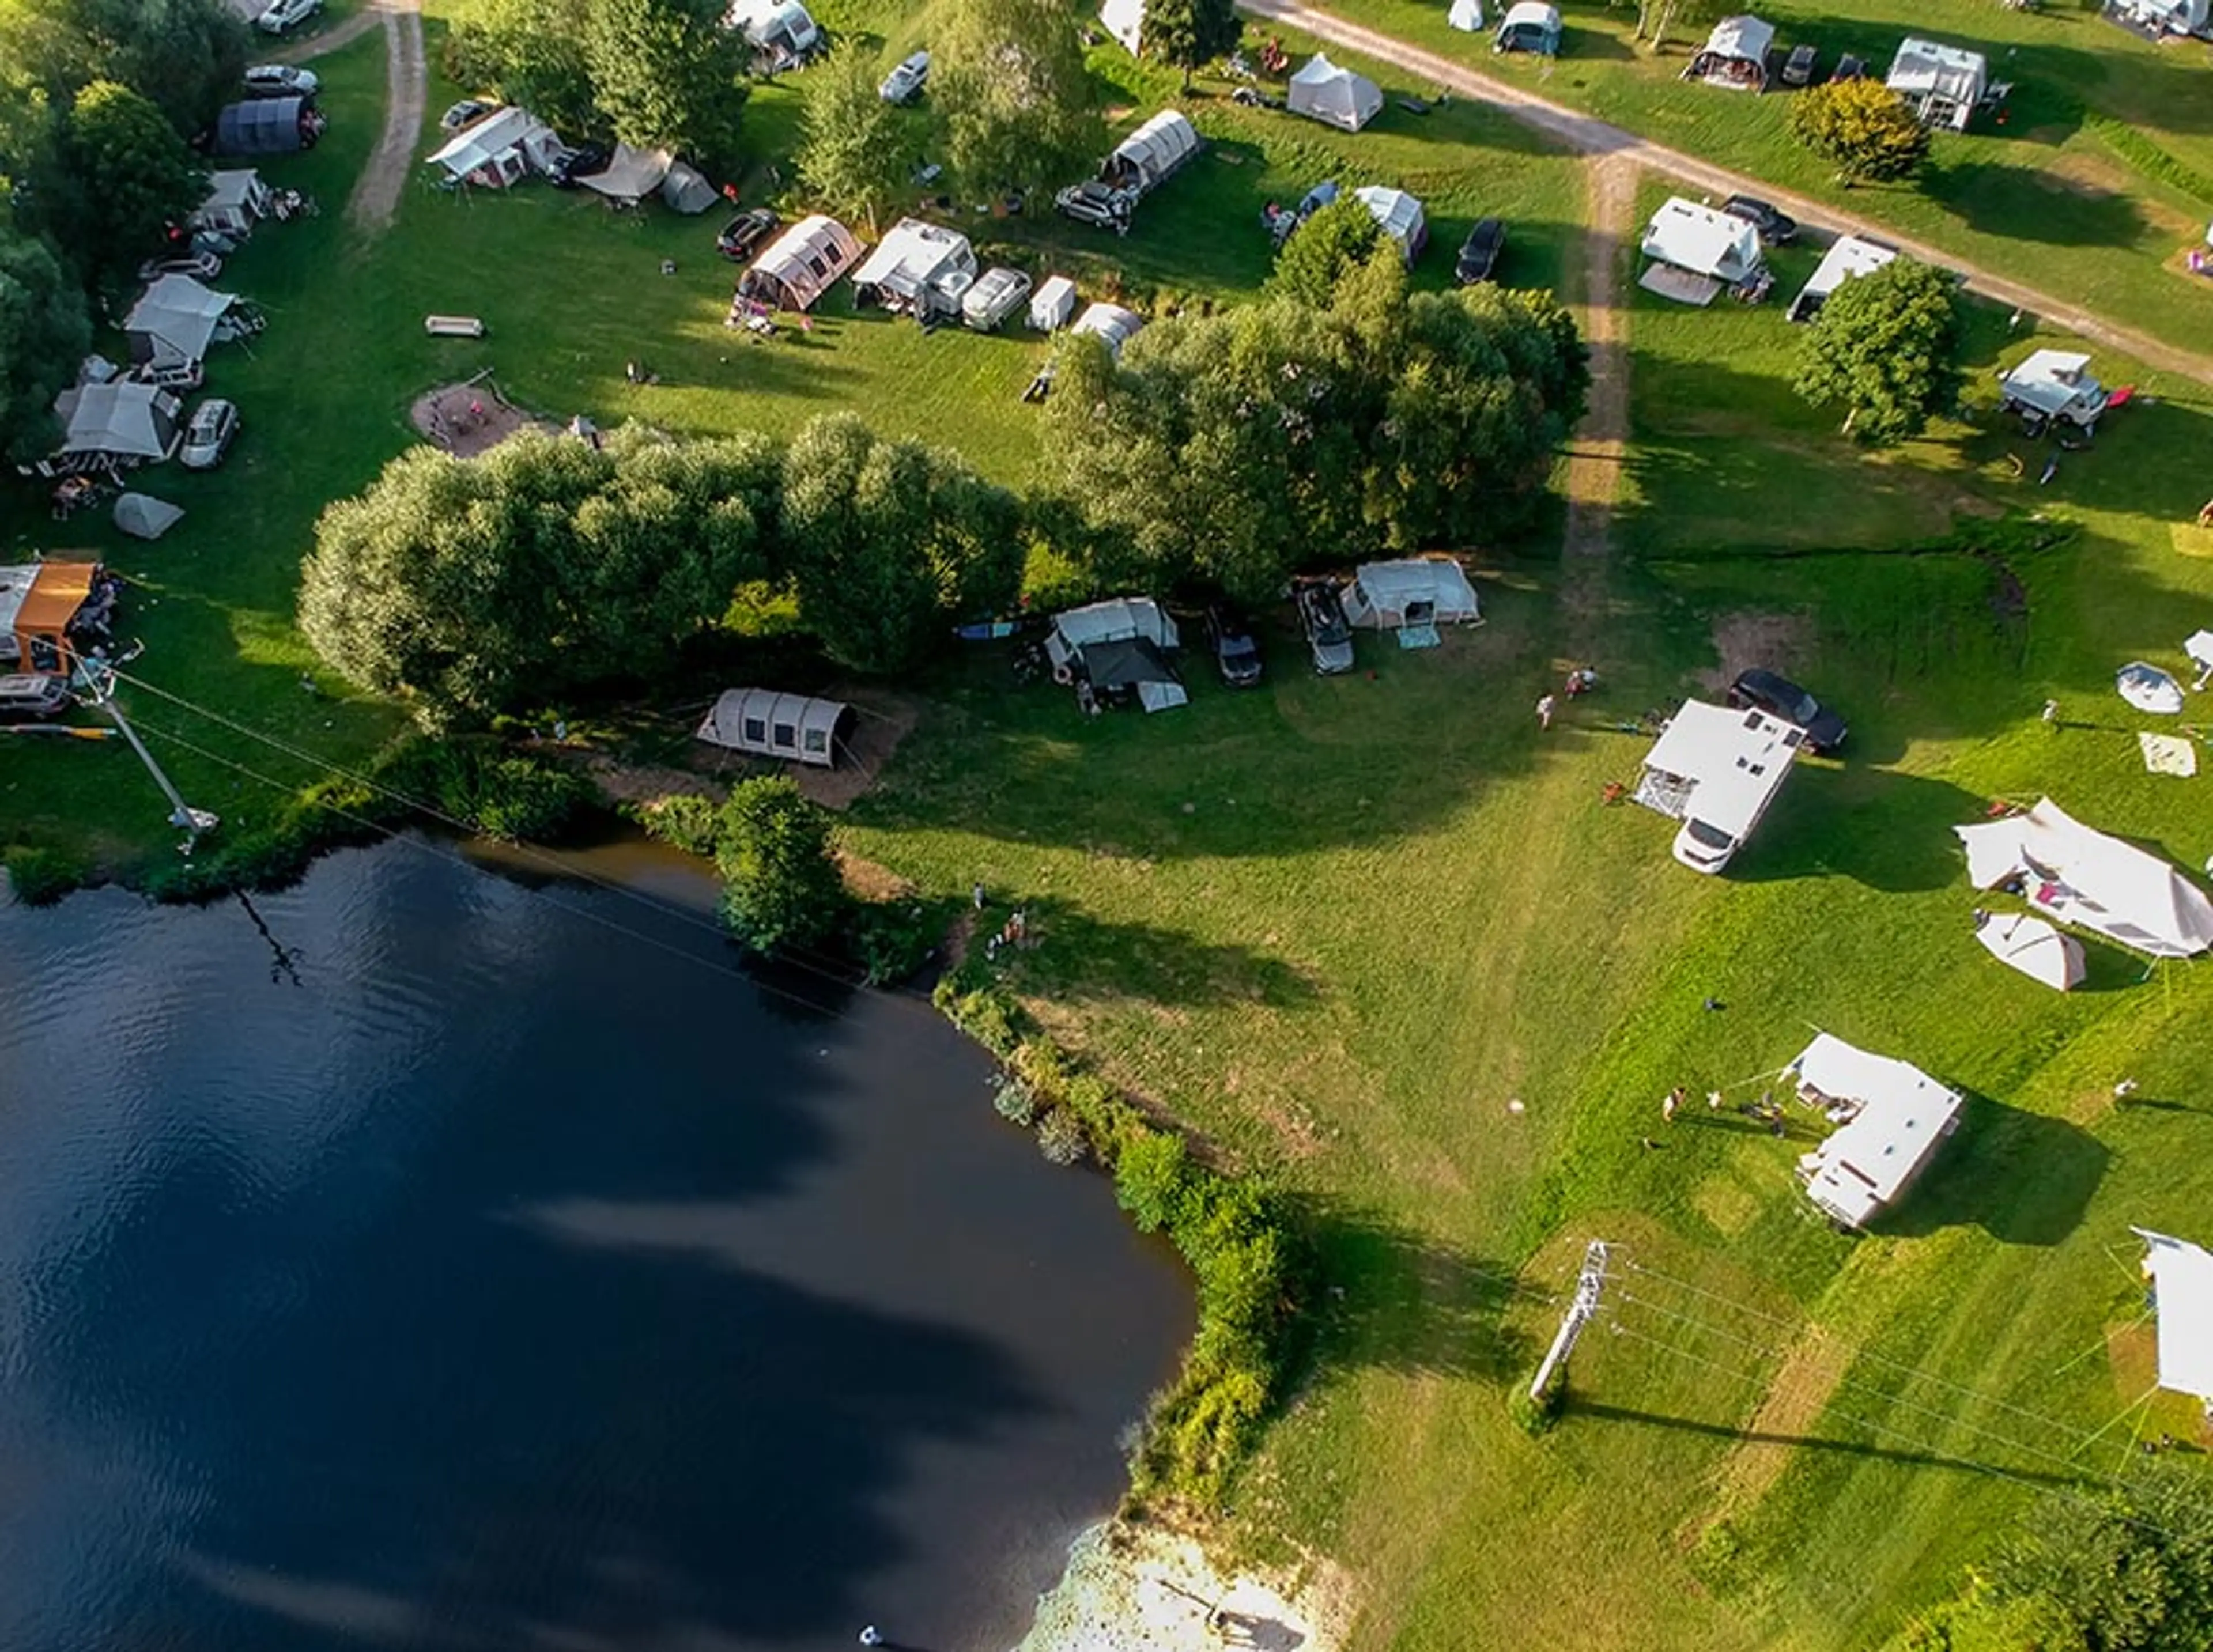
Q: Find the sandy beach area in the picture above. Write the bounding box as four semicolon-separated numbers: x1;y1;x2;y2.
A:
1016;1521;1352;1652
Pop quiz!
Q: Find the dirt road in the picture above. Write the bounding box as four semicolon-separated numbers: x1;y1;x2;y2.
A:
1561;153;1637;591
345;0;426;235
1239;0;2213;387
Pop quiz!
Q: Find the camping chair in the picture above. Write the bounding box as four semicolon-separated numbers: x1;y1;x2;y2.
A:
1398;599;1441;650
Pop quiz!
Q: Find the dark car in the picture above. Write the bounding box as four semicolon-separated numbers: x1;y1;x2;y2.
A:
1296;583;1355;676
548;141;612;189
716;207;780;260
1205;604;1264;687
1455;217;1506;285
1834;52;1866;81
1728;667;1848;753
0;674;74;722
1721;195;1798;246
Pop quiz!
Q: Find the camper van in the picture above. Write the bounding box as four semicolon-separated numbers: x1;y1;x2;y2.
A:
1633;701;1805;874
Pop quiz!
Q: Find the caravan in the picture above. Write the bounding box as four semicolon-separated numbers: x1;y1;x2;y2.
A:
1634;700;1804;873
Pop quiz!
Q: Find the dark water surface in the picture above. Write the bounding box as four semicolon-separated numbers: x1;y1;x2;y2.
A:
0;837;1192;1651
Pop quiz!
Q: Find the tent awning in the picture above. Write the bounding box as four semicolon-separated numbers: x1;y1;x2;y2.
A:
2136;1228;2213;1402
1955;797;2213;959
1974;910;2084;990
581;143;672;203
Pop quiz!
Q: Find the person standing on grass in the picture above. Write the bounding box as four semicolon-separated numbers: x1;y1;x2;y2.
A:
1536;693;1556;730
1662;1087;1683;1124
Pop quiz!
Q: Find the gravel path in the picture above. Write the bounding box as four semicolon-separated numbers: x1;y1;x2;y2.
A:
1240;0;2213;388
345;0;425;235
1562;153;1637;596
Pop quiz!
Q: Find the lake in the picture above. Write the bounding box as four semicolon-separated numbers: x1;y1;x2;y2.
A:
0;836;1193;1651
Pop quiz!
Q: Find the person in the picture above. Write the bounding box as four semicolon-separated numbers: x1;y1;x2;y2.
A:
1535;693;1555;730
972;882;987;910
1707;1090;1723;1111
859;1630;883;1647
2197;497;2213;528
2114;1078;2140;1101
2042;698;2060;725
1662;1087;1682;1124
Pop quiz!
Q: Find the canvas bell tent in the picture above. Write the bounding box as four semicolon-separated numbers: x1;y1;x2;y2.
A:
1973;910;2084;991
1288;55;1384;132
1791;1034;1964;1230
1955;797;2213;959
696;689;853;768
739;215;864;311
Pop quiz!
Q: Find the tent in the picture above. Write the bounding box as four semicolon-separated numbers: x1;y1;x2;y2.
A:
1101;0;1145;52
123;274;239;372
1955;796;2213;959
214;97;311;156
1974;910;2085;991
739;214;865;311
2106;0;2211;37
1640;196;1764;304
1494;1;1562;52
1684;14;1774;89
660;162;717;214
1044;599;1185;713
696;689;852;768
581;143;673;206
1791;1033;1964;1230
1355;185;1428;263
194;169;273;237
1447;0;1485;31
1030;275;1078;331
1288;55;1385;133
427;107;562;187
1886;37;1987;131
2186;629;2213;689
850;218;977;318
112;492;184;541
1102;111;1201;193
2000;350;2109;429
2135;1229;2213;1407
1341;558;1482;629
1787;234;1896;323
2117;661;2185;715
55;381;182;462
1070;301;1145;357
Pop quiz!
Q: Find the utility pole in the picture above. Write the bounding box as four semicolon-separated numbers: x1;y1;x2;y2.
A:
75;648;220;853
1529;1240;1611;1403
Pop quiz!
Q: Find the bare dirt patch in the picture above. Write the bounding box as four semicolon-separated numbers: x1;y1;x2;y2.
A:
411;379;549;456
837;849;915;903
1699;1322;1850;1520
794;693;919;810
1697;610;1816;692
346;0;425;235
1561;154;1638;621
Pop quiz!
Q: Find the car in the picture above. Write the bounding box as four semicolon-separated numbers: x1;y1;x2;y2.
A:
879;50;930;104
0;674;74;722
548;141;613;189
1779;43;1817;87
179;399;239;471
254;0;321;35
1296;583;1355;676
1720;194;1799;247
1834;52;1866;81
440;98;494;133
1205;604;1264;688
244;64;319;98
1728;667;1847;753
138;250;223;283
1455;217;1506;285
716;208;781;260
961;266;1032;332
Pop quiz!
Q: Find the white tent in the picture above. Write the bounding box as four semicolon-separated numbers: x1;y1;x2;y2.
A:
1341;558;1482;629
1494;0;1561;51
2108;0;2211;36
426;107;561;187
739;214;865;311
1355;185;1428;263
1447;0;1485;30
1955;797;2213;959
1974;910;2085;991
1045;598;1185;712
123;274;239;372
1792;1033;1964;1230
1288;55;1385;133
580;143;673;206
55;381;182;462
660;161;718;214
728;0;820;58
696;689;852;768
2187;629;2213;689
850;218;977;317
2000;350;2109;428
1787;234;1897;323
2135;1228;2213;1405
112;492;184;540
1071;302;1144;357
1101;0;1145;52
1686;14;1774;88
1887;36;1987;131
193;168;272;237
2118;661;2184;715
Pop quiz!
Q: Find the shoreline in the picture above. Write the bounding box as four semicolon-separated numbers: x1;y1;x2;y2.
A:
1015;1520;1351;1652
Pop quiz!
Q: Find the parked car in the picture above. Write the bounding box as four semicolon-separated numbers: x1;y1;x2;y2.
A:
440;99;494;132
1834;52;1866;80
879;50;930;104
962;266;1032;332
138;250;223;283
1780;43;1818;86
244;64;319;98
1721;195;1799;246
254;0;321;35
0;674;74;722
548;141;612;189
1296;583;1355;676
179;399;240;471
1206;604;1264;688
1455;217;1506;284
1728;667;1847;753
716;207;780;260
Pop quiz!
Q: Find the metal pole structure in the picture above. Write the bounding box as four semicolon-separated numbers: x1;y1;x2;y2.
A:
1529;1240;1611;1403
75;649;220;852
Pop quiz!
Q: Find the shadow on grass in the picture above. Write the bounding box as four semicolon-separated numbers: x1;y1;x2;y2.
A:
1882;1091;2107;1247
1736;765;1989;891
992;894;1323;1012
1925;160;2148;248
1563;1400;2086;1485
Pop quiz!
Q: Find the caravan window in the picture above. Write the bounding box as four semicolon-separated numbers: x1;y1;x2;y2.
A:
803;727;829;755
772;722;797;748
743;715;768;743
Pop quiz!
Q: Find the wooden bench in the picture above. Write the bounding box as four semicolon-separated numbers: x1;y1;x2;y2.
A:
424;315;486;338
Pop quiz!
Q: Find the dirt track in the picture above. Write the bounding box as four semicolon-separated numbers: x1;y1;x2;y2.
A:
345;0;425;235
1561;153;1637;599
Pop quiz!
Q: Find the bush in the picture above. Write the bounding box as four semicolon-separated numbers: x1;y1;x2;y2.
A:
1114;1131;1192;1233
1037;1107;1086;1165
990;1072;1038;1125
2;845;84;905
849;898;946;985
1788;77;1931;185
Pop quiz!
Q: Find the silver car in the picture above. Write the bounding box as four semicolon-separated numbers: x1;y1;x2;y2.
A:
1297;583;1355;675
255;0;321;33
180;399;240;470
244;64;319;97
879;50;929;104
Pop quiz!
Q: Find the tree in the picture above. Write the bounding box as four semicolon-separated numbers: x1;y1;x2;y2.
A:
445;0;598;137
0;222;89;464
797;44;922;235
71;0;248;135
1133;0;1239;92
52;79;205;295
1267;195;1383;308
779;413;1024;674
1795;257;1962;444
931;0;1101;201
1788;76;1931;186
582;0;749;169
705;776;850;955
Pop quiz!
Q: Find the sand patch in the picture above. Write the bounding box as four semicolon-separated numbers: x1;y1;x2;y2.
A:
1017;1521;1354;1652
1697;610;1815;693
410;379;548;457
1699;1322;1849;1521
794;691;919;811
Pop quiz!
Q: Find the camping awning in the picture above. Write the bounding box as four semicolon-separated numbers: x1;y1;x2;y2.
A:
1701;14;1774;61
2136;1229;2213;1402
12;561;97;634
1955;797;2213;959
56;381;180;459
124;274;238;364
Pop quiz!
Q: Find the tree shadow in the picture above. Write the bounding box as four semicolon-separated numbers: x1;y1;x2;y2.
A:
984;893;1323;1011
1564;1400;2086;1485
1880;1090;2108;1246
1924;160;2148;247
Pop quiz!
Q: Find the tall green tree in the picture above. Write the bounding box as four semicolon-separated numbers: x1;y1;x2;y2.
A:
51;79;205;295
72;0;247;135
930;0;1100;200
1267;194;1383;308
1795;257;1962;444
444;0;598;136
1788;76;1932;185
0;221;89;463
582;0;749;169
705;776;851;956
1132;0;1239;92
779;413;1025;674
796;44;922;235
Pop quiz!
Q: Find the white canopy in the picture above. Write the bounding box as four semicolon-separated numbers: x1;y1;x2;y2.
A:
55;380;182;460
1341;558;1481;628
124;274;238;369
696;689;851;768
1974;910;2084;991
739;214;864;311
2136;1229;2213;1404
1355;186;1428;263
1288;55;1384;133
1792;1033;1964;1229
112;492;184;540
1698;13;1774;62
1955;797;2213;959
1071;302;1144;357
1787;234;1897;323
2117;661;2184;715
1447;0;1485;29
581;143;673;205
2187;630;2213;672
1100;0;1145;52
1642;196;1763;282
427;107;559;184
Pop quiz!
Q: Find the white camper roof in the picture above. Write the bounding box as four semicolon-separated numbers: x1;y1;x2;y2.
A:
743;214;865;311
2001;350;2106;418
1030;275;1078;330
1789;234;1897;320
1288;54;1385;133
427;106;553;177
124;274;237;365
695;688;849;768
2136;1229;2213;1403
580;142;673;204
1641;196;1763;281
1700;13;1774;61
850;218;973;298
1793;1033;1963;1228
1887;36;1986;100
1639;700;1802;836
1342;558;1482;628
1100;0;1145;52
1955;796;2213;959
728;0;820;49
55;380;182;460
